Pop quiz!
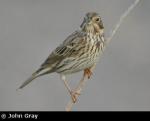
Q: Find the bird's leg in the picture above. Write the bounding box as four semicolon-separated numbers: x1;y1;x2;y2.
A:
61;65;96;103
73;68;92;92
68;67;93;103
68;69;92;103
70;65;96;103
61;75;78;103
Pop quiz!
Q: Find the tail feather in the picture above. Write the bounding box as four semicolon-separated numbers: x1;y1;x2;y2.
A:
18;67;53;90
18;73;39;90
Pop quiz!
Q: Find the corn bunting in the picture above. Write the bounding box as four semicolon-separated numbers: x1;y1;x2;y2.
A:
18;12;105;103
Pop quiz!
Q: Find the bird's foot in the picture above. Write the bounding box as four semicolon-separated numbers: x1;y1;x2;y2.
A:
70;90;81;103
84;68;93;79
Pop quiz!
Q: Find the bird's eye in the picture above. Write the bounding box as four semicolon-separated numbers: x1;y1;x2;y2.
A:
95;17;100;22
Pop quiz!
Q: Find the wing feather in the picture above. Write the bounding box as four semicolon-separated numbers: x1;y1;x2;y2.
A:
40;30;86;70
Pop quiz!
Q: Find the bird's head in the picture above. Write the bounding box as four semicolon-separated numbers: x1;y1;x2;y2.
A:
80;12;104;36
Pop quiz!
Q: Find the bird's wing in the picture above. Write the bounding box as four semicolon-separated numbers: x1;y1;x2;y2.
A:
40;30;87;69
18;31;86;89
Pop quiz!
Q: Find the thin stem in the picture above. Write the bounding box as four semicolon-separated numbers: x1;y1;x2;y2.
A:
107;0;141;44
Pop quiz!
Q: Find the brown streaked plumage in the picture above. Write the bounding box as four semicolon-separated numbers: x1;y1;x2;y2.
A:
18;12;105;102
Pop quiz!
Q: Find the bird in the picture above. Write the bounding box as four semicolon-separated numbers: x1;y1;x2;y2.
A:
18;12;105;103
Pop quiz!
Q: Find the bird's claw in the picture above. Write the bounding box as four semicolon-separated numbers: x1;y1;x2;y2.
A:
70;90;80;103
84;68;93;79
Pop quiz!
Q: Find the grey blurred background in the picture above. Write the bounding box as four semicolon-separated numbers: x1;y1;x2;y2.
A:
0;0;150;111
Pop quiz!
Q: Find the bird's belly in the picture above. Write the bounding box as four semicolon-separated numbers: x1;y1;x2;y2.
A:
56;49;101;75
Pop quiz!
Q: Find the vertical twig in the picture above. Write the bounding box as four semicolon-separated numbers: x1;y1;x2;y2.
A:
65;0;142;111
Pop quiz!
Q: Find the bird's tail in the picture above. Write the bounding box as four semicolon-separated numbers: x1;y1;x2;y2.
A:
18;67;52;90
